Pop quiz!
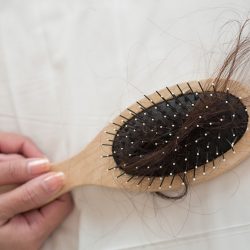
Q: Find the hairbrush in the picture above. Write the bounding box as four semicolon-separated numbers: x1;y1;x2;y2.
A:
48;78;249;199
1;21;250;200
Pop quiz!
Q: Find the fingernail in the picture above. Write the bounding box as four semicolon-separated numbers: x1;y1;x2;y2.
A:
43;172;65;193
27;158;50;176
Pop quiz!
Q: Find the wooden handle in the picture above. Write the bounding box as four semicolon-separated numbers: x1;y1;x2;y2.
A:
50;130;121;194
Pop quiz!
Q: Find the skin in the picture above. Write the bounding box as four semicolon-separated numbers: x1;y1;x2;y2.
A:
0;132;74;250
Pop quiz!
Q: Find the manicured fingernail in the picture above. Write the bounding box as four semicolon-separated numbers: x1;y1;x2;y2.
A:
43;172;65;193
27;158;50;176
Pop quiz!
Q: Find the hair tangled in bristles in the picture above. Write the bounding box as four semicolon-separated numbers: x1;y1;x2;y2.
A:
113;19;250;199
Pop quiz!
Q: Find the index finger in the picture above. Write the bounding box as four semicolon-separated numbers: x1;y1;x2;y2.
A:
0;132;44;158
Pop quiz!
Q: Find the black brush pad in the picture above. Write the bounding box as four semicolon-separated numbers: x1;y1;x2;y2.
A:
112;92;248;177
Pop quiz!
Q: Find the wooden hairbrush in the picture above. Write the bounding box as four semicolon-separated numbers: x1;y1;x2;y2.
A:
48;78;250;198
1;78;250;200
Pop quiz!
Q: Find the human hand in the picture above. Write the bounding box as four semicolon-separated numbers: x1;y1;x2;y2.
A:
0;132;73;250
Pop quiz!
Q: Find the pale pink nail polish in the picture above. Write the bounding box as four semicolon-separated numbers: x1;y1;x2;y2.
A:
43;172;65;193
27;158;50;176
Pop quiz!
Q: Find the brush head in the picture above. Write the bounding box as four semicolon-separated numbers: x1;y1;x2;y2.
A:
103;79;250;192
112;90;248;177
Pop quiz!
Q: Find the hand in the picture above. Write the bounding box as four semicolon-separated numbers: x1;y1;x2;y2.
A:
0;132;73;250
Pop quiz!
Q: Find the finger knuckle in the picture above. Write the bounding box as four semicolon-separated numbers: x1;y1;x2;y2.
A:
0;207;10;223
33;228;47;244
21;186;40;207
6;161;20;180
25;233;43;249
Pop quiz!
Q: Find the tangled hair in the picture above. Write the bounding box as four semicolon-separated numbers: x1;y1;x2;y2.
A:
111;19;250;199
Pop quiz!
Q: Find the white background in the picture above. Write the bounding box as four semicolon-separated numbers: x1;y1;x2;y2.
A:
0;0;249;249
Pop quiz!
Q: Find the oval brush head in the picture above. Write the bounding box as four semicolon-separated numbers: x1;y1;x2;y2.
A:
103;79;250;197
112;83;248;179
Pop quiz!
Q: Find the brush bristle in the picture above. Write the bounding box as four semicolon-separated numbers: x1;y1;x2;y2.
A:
111;84;248;183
